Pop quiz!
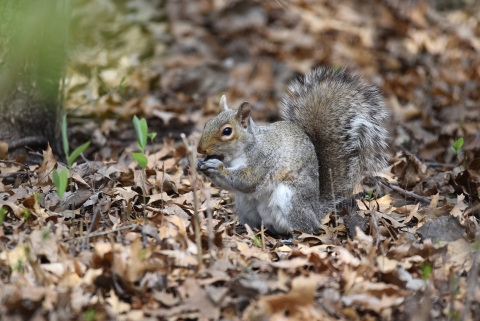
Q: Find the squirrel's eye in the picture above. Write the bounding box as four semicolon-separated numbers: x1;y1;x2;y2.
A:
222;127;233;136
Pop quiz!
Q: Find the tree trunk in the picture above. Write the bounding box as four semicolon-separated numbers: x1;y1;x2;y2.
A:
0;0;70;160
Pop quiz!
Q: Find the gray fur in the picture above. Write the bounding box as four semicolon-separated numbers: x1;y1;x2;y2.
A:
197;67;389;236
281;67;389;202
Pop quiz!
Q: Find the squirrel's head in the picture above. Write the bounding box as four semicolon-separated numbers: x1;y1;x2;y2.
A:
197;95;252;163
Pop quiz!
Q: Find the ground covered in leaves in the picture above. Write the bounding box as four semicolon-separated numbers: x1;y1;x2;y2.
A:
1;0;480;320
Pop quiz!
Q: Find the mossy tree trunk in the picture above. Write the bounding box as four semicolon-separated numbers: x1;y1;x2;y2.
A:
0;0;70;159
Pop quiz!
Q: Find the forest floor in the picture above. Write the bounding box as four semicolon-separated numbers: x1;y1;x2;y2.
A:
1;0;480;320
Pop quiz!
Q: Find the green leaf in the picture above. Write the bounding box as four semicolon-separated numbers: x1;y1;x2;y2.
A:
421;263;432;280
252;235;262;248
0;207;6;225
24;209;30;221
132;152;148;169
53;168;68;200
67;141;91;168
148;132;157;142
118;76;127;89
62;115;69;156
451;137;464;154
133;116;148;153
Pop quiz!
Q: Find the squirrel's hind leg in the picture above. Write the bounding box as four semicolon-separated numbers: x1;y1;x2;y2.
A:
235;192;262;230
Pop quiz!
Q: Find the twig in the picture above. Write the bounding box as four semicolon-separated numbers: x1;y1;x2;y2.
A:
463;203;480;217
160;161;165;228
261;220;266;251
424;161;455;168
82;197;106;250
0;160;29;167
0;171;29;178
380;180;431;204
371;211;381;249
141;168;148;249
0;160;35;186
62;224;138;242
181;133;203;269
203;188;215;266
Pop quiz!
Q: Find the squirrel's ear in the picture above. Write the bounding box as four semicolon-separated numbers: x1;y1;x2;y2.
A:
236;102;251;129
219;95;229;111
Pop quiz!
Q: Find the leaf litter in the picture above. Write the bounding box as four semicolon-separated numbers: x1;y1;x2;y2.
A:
1;0;480;320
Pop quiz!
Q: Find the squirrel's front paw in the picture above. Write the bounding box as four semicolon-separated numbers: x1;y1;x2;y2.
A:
197;158;223;174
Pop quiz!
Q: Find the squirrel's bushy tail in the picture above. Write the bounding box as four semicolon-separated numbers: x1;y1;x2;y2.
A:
281;67;389;203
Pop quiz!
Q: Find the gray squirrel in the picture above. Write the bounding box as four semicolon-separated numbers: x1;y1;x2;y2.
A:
196;67;389;235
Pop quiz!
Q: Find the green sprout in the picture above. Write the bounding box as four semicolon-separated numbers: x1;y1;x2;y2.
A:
84;308;97;321
24;209;30;221
252;235;262;248
14;259;24;273
451;137;464;155
365;189;375;202
132;115;148;169
62;115;91;168
53;115;91;200
421;262;432;280
52;167;68;200
0;207;6;225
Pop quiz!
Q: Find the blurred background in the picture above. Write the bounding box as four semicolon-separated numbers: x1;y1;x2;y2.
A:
1;0;480;165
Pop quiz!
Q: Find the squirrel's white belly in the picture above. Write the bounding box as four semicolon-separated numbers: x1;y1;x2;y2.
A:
235;183;293;234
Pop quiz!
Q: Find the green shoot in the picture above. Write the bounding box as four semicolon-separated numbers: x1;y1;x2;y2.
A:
0;207;6;225
24;209;30;221
421;262;432;280
52;168;68;199
62;115;91;168
62;115;69;156
365;189;375;201
148;132;157;143
68;141;91;168
133;115;148;154
148;131;157;169
118;76;127;90
252;235;262;248
451;137;464;155
84;308;97;321
131;153;148;169
132;115;151;248
14;259;24;272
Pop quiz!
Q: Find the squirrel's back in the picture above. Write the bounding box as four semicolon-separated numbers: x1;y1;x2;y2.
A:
281;67;389;202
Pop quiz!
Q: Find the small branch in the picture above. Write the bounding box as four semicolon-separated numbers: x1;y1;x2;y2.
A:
463;203;480;217
141;168;148;249
181;133;203;269
380;180;431;204
0;171;29;178
62;224;138;242
204;188;215;266
82;197;106;250
0;160;29;167
261;220;266;251
424;161;455;168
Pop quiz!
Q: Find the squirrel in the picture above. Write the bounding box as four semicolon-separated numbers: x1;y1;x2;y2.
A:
196;67;389;236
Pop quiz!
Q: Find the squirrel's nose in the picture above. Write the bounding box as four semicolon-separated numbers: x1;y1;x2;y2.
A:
197;145;206;154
